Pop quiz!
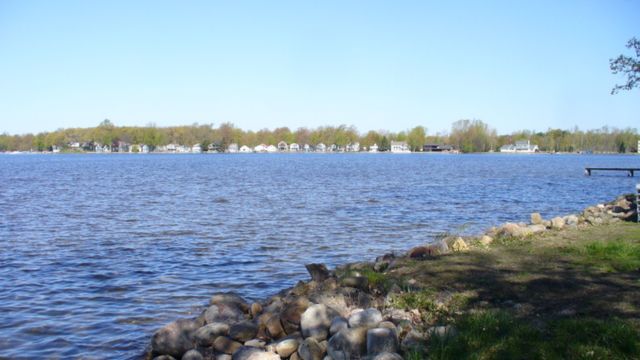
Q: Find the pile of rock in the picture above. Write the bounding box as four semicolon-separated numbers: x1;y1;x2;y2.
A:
149;265;416;360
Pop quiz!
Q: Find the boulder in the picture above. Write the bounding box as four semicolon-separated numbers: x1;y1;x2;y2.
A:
327;327;368;360
305;263;332;282
193;322;230;346
213;336;243;355
427;325;457;339
231;346;279;360
530;213;543;225
527;224;546;234
211;292;250;313
400;330;425;352
244;339;266;348
280;297;311;328
153;356;177;360
565;215;579;226
479;235;493;246
301;304;337;341
372;353;403;360
340;276;369;290
451;237;469;252
275;338;299;358
329;317;349;336
250;303;263;318
201;304;245;324
265;315;285;339
230;321;259;343
499;223;524;237
348;308;383;329
298;338;325;360
151;319;200;358
181;349;203;360
551;217;565;230
366;328;398;355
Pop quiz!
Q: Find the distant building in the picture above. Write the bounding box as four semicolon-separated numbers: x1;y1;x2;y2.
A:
637;140;640;154
192;144;202;153
277;141;288;152
266;145;278;153
289;143;300;152
390;141;410;153
423;144;455;152
227;143;239;153
500;140;539;153
239;145;252;153
346;142;360;152
303;144;310;152
316;143;327;152
369;143;379;153
254;144;267;153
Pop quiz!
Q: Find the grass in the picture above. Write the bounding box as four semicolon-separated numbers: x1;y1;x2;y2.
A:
427;310;640;360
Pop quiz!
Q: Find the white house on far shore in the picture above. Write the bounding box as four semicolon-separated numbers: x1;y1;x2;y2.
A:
289;143;300;152
316;143;327;152
390;141;410;153
227;143;239;153
239;145;252;153
500;140;539;153
266;145;278;153
369;143;379;153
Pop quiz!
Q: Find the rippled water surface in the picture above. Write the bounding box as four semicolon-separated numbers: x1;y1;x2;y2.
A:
1;153;638;358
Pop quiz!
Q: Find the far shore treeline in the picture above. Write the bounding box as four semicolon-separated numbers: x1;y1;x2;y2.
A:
1;119;638;153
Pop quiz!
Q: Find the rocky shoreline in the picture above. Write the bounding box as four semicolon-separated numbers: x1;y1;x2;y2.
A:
146;194;638;360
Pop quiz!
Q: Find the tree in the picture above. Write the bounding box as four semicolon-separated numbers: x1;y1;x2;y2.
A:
407;126;427;151
610;37;640;94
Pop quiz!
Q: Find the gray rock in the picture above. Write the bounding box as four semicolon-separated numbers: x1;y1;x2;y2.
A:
327;327;367;360
151;319;200;358
565;215;579;226
530;213;543;225
213;336;243;355
231;346;280;360
217;355;232;360
181;349;203;360
366;328;398;355
400;330;425;352
265;315;285;339
329;317;349;336
193;322;230;346
298;338;325;360
301;304;337;341
372;353;403;360
428;325;457;339
340;276;368;290
201;304;245;324
229;321;258;343
527;224;546;234
551;217;565;230
153;356;177;360
210;292;249;312
348;308;382;329
244;339;266;348
305;263;332;282
276;338;299;358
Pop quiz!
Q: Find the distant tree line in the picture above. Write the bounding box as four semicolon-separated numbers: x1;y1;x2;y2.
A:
0;119;638;153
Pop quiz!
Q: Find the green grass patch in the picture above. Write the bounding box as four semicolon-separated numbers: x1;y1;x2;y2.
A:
427;311;640;360
561;238;640;272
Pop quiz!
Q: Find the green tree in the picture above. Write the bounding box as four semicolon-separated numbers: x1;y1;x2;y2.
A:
407;126;427;151
610;37;640;94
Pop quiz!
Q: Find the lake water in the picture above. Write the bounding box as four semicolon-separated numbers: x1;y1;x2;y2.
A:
0;153;638;359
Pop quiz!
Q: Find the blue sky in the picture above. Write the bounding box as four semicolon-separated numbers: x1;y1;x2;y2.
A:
0;0;638;135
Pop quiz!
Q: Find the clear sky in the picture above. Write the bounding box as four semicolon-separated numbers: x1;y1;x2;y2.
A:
0;0;638;135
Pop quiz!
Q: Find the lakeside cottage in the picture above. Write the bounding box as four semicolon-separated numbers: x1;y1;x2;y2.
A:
239;145;252;153
423;144;455;152
266;145;278;153
277;141;288;152
369;143;379;152
303;144;310;152
289;143;300;152
500;140;539;153
316;143;327;152
346;142;360;152
390;141;410;153
191;144;202;153
227;143;239;153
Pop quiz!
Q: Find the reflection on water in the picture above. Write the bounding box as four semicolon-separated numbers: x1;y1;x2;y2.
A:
0;153;638;358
